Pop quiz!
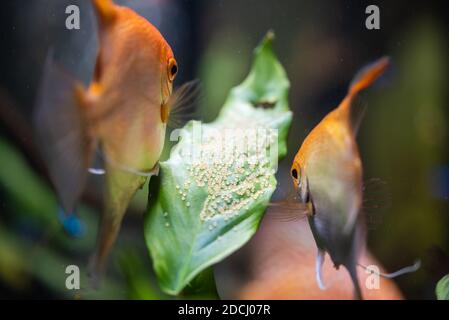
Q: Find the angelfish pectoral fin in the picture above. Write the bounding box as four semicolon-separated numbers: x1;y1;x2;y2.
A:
165;80;201;128
316;249;327;290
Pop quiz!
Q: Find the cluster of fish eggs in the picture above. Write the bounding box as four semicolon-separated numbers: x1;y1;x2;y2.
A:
175;124;277;222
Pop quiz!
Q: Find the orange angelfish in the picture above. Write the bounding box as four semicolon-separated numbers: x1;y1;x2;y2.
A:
290;57;390;299
34;0;196;285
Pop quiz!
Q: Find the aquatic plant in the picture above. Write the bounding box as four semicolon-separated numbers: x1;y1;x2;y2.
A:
436;274;449;300
144;32;293;295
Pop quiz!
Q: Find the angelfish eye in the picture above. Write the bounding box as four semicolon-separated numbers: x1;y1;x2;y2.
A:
171;64;178;77
168;58;178;82
291;168;298;179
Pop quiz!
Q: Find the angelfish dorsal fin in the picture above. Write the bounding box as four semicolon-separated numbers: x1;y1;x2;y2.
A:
338;57;390;134
348;57;390;97
92;0;117;25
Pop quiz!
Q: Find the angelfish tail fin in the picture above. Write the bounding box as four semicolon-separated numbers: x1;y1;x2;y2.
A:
33;52;95;215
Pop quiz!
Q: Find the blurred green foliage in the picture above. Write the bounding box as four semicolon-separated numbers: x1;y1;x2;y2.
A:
0;137;163;299
362;18;448;296
197;31;252;122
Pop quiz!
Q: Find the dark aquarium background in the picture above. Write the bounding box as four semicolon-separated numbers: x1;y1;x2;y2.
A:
0;0;448;299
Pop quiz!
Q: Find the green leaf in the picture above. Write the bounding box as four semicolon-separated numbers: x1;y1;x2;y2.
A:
436;274;449;300
144;31;292;295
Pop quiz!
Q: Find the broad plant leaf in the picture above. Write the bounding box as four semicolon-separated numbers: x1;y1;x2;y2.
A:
144;32;292;295
436;274;449;300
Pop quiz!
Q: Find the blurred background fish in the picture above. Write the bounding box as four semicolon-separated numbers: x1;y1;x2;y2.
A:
215;217;404;300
